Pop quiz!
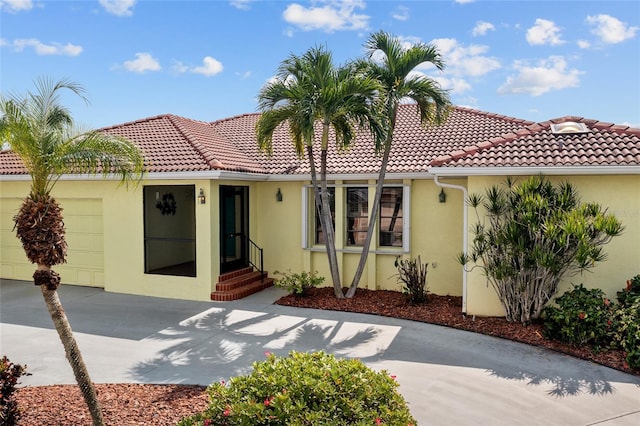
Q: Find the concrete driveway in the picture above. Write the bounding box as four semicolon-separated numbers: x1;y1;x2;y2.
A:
1;279;639;425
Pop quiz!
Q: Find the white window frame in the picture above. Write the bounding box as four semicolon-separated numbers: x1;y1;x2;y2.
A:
302;183;410;252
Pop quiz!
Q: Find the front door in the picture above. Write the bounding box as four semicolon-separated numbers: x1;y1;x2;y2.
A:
220;185;249;274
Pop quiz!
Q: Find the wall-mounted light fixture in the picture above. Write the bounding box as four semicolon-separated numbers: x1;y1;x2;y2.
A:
276;188;283;202
198;188;206;204
439;188;446;203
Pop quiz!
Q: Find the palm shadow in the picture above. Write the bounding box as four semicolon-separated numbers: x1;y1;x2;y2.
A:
130;305;391;385
487;361;615;397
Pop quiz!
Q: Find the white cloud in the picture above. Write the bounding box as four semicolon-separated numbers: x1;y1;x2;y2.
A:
230;0;253;10
526;18;564;46
236;71;252;80
454;0;474;4
283;0;369;33
586;14;638;44
429;38;501;77
472;21;495;37
172;61;189;74
123;53;161;73
192;56;224;77
432;76;472;94
173;56;224;77
0;0;33;13
391;5;409;21
498;56;582;96
577;40;591;49
7;38;82;56
99;0;136;17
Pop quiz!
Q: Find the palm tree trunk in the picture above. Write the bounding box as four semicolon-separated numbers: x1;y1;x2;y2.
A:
346;143;392;298
307;146;344;298
39;267;105;426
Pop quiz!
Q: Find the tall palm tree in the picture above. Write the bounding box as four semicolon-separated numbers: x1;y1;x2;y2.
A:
346;31;452;298
256;46;384;298
0;77;144;426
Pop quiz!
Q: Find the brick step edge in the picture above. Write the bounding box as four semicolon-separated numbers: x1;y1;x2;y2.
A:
218;267;254;282
211;278;274;301
215;271;268;292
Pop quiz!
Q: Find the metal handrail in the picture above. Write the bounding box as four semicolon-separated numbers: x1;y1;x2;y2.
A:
246;236;264;282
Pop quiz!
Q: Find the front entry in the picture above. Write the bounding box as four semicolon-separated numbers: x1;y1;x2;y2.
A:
220;185;249;274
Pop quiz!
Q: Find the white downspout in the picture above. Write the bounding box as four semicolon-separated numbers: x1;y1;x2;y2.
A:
433;175;468;314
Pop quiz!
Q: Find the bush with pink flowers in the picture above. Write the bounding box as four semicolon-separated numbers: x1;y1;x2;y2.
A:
178;351;416;425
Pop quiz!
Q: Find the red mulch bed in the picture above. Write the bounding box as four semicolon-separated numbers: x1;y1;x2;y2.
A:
15;384;208;425
14;288;637;425
277;288;637;375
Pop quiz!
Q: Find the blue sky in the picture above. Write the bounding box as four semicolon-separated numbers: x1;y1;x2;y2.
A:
1;0;639;130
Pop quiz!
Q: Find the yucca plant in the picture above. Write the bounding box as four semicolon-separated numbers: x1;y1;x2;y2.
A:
460;176;623;324
0;77;144;426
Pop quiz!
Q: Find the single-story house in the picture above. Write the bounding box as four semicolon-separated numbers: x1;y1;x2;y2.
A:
1;105;638;316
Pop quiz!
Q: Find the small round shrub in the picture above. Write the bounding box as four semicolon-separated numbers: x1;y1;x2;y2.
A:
1;356;28;426
613;299;640;371
178;351;416;426
617;274;640;308
273;270;324;297
542;284;615;348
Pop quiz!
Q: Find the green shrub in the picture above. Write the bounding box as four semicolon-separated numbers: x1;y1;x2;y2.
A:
542;284;615;349
178;351;416;426
273;270;324;297
460;176;623;324
394;256;428;304
617;274;640;308
1;356;28;426
612;299;640;371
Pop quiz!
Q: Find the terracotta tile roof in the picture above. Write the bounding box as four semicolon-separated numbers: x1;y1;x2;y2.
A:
430;116;640;168
0;149;27;175
210;105;534;175
2;107;637;178
102;114;266;173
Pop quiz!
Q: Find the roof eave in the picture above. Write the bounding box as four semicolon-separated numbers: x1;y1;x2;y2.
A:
428;165;640;177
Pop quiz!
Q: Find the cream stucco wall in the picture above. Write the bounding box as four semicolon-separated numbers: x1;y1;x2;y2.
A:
255;178;465;298
1;179;217;301
6;172;630;315
464;174;640;317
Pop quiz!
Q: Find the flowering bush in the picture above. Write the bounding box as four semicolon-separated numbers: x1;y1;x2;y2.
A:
273;270;324;297
542;284;616;349
617;274;640;308
612;299;640;370
178;351;416;425
1;356;29;426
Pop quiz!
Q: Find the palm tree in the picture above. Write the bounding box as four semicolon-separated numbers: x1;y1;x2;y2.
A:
0;77;144;426
346;31;452;298
256;46;384;298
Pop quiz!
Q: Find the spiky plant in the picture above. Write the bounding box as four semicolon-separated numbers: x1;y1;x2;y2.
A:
1;77;144;426
460;176;623;324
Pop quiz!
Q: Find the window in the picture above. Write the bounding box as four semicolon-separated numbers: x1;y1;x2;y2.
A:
315;187;335;244
347;187;368;246
303;184;408;250
379;187;403;247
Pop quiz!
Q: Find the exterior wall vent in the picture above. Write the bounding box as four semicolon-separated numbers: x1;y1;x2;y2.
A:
550;121;590;134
